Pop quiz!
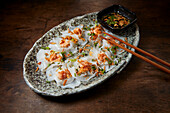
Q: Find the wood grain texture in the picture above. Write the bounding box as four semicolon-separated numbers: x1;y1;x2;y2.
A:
0;0;169;113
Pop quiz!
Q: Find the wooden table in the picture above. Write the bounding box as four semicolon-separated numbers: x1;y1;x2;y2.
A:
0;0;169;113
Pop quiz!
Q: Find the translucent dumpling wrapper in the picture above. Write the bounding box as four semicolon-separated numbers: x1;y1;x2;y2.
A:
49;37;78;54
35;23;129;89
90;48;115;72
36;49;51;71
101;36;127;56
62;26;88;48
46;63;81;89
73;56;98;82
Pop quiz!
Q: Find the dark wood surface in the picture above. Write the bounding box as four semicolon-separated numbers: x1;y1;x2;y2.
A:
0;0;170;113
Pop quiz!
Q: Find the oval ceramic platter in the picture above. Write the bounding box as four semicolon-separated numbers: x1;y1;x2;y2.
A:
23;12;140;97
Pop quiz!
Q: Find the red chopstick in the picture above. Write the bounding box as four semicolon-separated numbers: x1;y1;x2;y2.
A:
101;33;170;74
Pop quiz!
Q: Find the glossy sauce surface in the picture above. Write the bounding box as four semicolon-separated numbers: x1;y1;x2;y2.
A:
103;13;130;29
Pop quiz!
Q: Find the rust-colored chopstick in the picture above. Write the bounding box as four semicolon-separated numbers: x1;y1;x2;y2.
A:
103;32;170;67
100;35;170;74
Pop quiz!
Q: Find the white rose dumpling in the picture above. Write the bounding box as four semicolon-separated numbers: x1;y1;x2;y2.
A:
36;24;125;89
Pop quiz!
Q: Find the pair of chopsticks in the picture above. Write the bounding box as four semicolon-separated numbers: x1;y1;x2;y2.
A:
101;32;170;74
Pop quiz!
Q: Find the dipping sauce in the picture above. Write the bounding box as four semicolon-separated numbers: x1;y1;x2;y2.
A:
103;13;130;29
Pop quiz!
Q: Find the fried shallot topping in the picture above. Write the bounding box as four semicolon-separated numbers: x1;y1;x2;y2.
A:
60;39;70;48
57;69;72;80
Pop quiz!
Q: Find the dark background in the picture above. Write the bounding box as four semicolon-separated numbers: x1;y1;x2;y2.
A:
0;0;170;113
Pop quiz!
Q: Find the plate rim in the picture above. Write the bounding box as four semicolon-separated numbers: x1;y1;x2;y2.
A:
23;12;140;97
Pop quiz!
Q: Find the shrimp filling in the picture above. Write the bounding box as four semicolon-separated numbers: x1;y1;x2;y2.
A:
45;53;62;62
57;69;72;80
93;25;103;35
77;60;96;74
73;28;82;38
62;36;78;43
60;39;70;48
98;52;110;63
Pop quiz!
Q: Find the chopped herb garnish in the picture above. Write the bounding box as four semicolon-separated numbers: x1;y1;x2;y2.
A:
107;48;110;51
108;61;112;65
82;52;86;56
70;59;76;62
92;59;95;61
69;51;73;56
47;64;51;67
87;27;91;30
76;69;78;72
105;58;109;61
102;70;105;74
103;34;106;36
94;42;98;47
71;38;74;41
110;15;115;20
88;33;95;36
83;27;87;30
99;46;102;48
111;46;116;50
41;47;50;50
107;19;110;24
89;24;93;27
74;73;76;76
76;43;80;46
118;58;121;62
92;65;96;70
78;73;81;76
112;49;116;54
83;27;91;31
115;61;118;65
91;33;95;36
46;81;51;83
100;69;105;74
61;51;66;61
111;56;115;59
61;51;66;55
59;67;61;70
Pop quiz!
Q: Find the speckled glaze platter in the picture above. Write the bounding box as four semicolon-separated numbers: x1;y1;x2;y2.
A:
23;12;140;97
